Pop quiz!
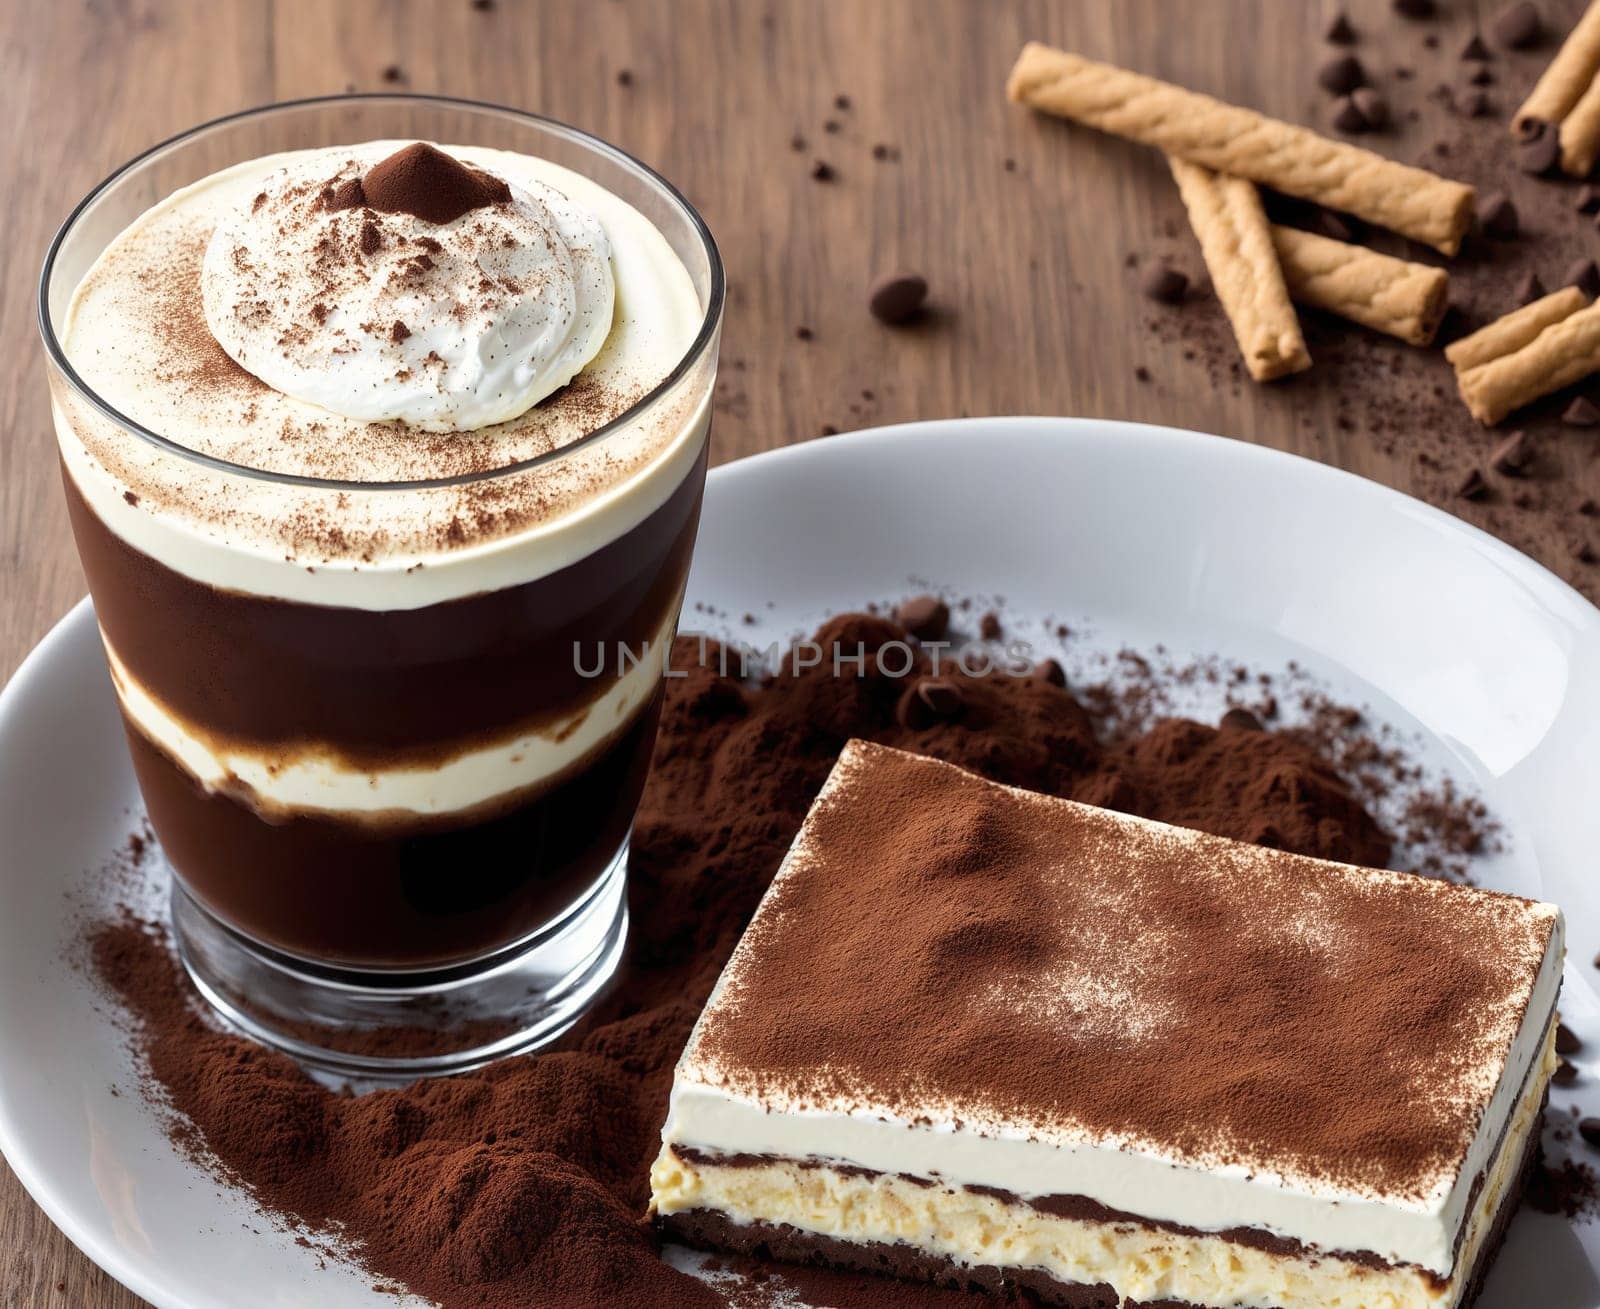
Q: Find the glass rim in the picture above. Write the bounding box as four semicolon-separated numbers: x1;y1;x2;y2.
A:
37;93;725;493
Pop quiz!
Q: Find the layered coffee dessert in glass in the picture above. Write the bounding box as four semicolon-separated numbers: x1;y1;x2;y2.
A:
39;98;722;1077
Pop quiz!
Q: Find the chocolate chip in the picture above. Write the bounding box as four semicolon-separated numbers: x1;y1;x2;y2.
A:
868;272;928;325
1579;186;1600;213
1465;62;1495;85
1456;468;1489;500
1517;120;1561;174
1577;540;1599;564
1457;89;1491;118
1554;1059;1580;1086
1318;53;1367;94
1141;263;1189;304
1033;658;1067;688
1580;1118;1600;1149
389;320;411;343
1559;1022;1583;1055
1492;1;1542;49
1564;396;1600;426
616;68;634;87
381;64;405;83
1325;8;1356;43
1332;96;1370;133
794;325;813;341
1461;33;1491;60
1489;430;1535;475
360;143;510;226
810;159;835;182
1582;499;1599;517
834;93;851;111
1480;192;1519;239
1394;0;1435;16
1220;707;1264;732
1516;270;1547;304
1567;258;1600;297
1352;87;1390;128
896;594;950;642
790;134;807;152
978;611;1003;640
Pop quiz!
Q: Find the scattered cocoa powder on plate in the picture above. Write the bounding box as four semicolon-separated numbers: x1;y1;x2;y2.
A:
1072;641;1501;882
85;608;1533;1306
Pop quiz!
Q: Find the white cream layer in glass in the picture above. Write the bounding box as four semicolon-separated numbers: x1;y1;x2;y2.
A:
653;1023;1555;1308
657;752;1566;1279
56;142;708;609
102;603;680;820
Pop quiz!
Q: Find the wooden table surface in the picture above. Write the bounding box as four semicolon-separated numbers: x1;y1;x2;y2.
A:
4;1;1596;1303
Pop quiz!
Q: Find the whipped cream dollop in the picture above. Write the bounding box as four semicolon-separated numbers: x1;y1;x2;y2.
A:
201;142;615;433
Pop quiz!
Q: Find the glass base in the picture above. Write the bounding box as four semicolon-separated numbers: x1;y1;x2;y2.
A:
171;843;629;1081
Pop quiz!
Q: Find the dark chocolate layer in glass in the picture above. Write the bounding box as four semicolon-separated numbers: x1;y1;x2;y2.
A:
62;441;706;765
124;696;660;967
64;441;707;967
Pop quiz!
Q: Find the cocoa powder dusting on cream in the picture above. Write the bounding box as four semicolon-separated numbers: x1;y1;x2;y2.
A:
60;144;678;565
87;611;1538;1305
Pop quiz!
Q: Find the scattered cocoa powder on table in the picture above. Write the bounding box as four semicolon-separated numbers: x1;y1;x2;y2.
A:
94;611;1481;1307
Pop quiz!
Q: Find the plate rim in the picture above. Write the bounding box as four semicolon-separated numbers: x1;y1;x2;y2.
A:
2;412;1598;1308
704;415;1600;632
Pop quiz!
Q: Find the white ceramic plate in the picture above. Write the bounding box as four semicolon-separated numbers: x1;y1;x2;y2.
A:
3;417;1599;1308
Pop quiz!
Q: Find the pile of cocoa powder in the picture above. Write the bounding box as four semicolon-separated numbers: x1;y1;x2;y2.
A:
91;610;1512;1308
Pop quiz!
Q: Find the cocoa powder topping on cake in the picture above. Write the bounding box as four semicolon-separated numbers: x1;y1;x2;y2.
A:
692;741;1558;1203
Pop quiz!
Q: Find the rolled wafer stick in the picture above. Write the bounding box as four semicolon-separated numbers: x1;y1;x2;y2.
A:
1561;72;1600;175
1006;42;1475;254
1168;159;1309;381
1514;0;1600;135
1444;287;1589;373
1270;225;1449;346
1456;299;1600;425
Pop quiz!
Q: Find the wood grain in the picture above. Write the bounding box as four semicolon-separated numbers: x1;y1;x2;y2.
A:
2;2;1596;1304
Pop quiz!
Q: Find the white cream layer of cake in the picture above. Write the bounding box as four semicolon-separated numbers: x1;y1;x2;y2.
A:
102;603;680;820
653;743;1566;1280
652;1022;1556;1308
55;141;711;608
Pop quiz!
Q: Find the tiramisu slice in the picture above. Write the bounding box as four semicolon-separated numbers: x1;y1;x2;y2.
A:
651;740;1563;1309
